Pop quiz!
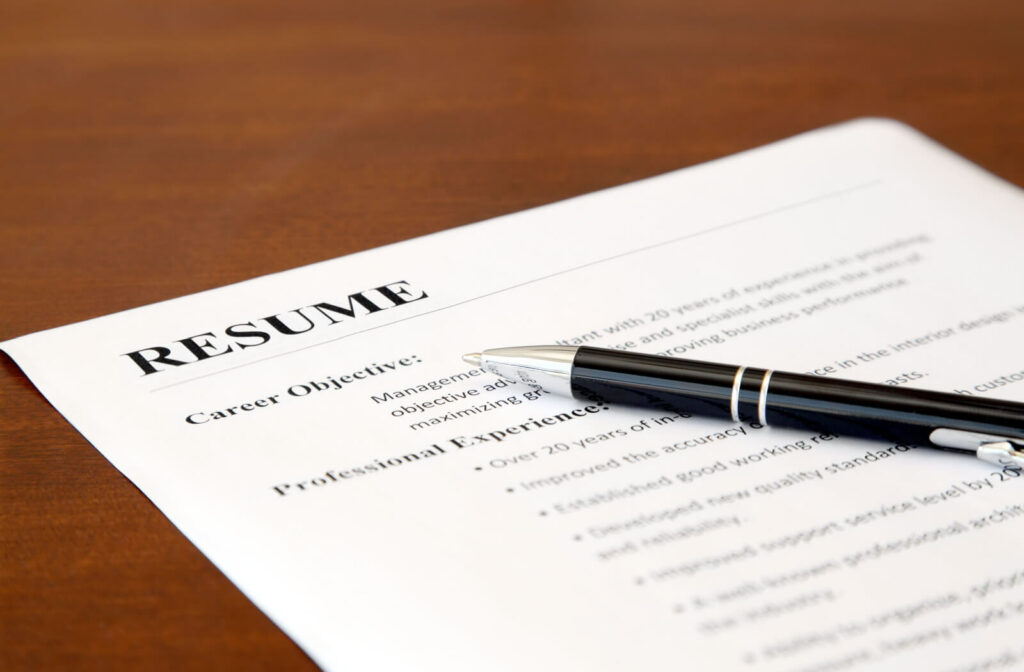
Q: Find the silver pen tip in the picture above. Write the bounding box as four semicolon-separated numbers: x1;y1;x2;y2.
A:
462;352;482;366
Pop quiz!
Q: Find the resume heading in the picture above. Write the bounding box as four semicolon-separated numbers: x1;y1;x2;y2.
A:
122;280;428;375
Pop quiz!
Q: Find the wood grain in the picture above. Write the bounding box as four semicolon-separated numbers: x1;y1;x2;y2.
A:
2;0;1022;668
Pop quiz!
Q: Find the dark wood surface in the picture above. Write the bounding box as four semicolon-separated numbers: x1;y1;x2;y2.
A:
2;1;1022;668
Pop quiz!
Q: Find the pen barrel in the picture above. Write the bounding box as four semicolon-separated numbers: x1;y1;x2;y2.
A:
571;347;740;419
570;347;1024;452
760;372;1024;448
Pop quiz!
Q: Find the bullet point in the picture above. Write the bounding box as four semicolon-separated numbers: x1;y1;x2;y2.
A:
573;535;583;541
474;466;482;471
635;577;644;585
506;487;514;493
539;510;547;516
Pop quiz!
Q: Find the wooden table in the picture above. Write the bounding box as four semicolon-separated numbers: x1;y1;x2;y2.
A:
2;1;1022;668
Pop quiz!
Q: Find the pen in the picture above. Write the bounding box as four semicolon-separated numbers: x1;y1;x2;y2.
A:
462;345;1024;468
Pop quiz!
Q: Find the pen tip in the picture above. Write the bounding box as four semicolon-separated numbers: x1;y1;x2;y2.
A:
462;352;482;366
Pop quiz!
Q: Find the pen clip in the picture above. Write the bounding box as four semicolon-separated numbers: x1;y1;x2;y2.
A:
929;428;1024;468
976;440;1024;469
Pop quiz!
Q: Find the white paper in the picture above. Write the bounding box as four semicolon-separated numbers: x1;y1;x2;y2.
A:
6;119;1024;671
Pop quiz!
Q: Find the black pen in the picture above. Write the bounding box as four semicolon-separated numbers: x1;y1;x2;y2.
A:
462;345;1024;468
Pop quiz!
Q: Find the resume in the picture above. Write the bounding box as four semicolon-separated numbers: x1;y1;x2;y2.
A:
5;119;1024;671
